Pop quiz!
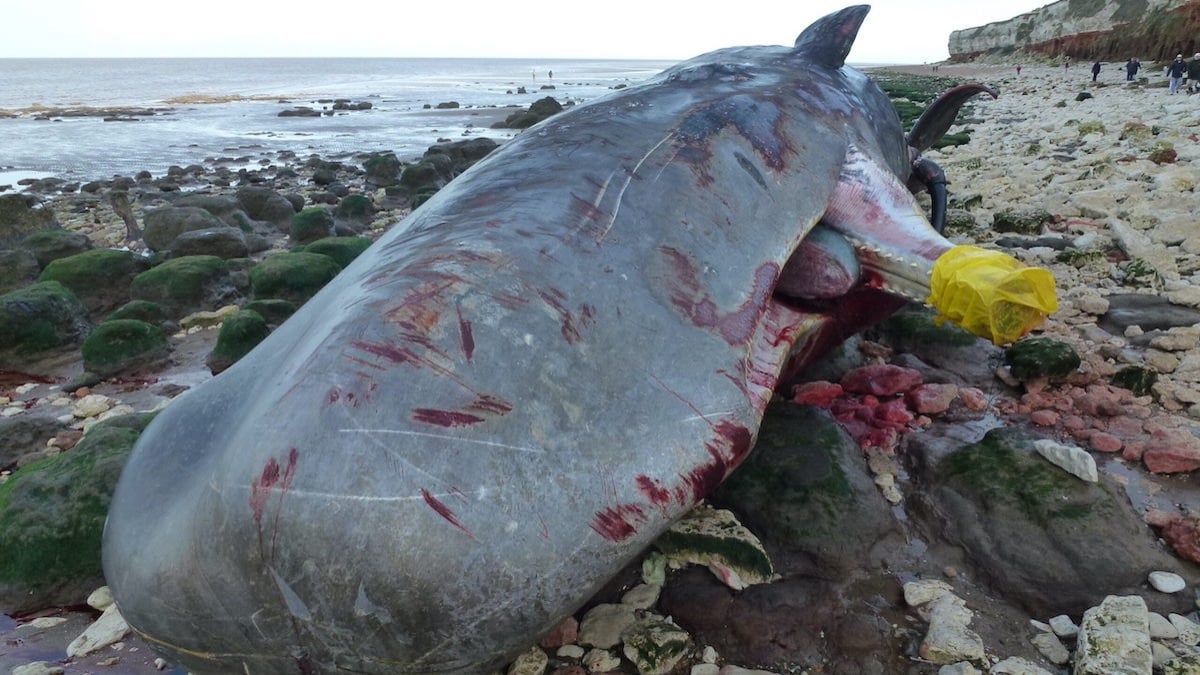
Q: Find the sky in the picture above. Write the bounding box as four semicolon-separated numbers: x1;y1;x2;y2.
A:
0;1;1051;63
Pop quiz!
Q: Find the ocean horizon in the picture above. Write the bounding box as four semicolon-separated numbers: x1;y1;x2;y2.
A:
0;57;677;187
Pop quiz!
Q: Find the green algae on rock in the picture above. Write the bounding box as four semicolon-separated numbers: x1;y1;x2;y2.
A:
249;251;342;305
129;254;237;318
1005;336;1081;380
205;309;270;375
81;319;169;377
301;236;373;269
37;248;142;315
0;281;90;367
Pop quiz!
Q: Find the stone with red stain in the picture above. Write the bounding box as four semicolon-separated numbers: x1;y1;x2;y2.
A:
958;387;988;411
538;616;579;650
1075;385;1128;417
1150;512;1200;564
790;380;844;407
1089;431;1123;454
874;398;914;426
905;383;958;414
1061;414;1088;431
1142;427;1200;474
840;364;922;396
1123;440;1146;462
1030;409;1059;426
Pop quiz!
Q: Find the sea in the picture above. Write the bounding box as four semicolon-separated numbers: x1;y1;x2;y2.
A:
0;57;677;189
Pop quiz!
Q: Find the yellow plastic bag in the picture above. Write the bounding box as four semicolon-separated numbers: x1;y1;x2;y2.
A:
928;245;1058;345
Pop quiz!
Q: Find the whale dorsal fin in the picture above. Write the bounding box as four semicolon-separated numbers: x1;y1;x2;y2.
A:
792;5;870;68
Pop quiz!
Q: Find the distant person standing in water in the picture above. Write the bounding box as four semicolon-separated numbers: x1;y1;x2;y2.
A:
1168;54;1187;94
1016;64;1022;75
1188;54;1200;93
549;70;553;80
1091;60;1102;82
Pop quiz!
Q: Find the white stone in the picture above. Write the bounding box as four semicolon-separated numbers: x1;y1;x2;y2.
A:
1032;438;1098;482
1150;571;1187;593
1151;611;1181;639
66;604;130;658
87;585;114;610
506;645;547;675
918;594;985;664
577;603;636;649
1047;614;1078;638
556;644;585;659
621;583;661;609
937;663;979;675
22;616;69;629
991;656;1054;674
1031;631;1070;665
71;393;115;419
702;646;719;663
11;663;65;675
1171;613;1200;645
1075;595;1152;675
582;648;621;672
691;666;720;675
15;383;38;395
903;579;954;607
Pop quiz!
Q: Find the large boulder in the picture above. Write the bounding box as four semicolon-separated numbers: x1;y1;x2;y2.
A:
290;207;335;245
129;255;240;318
0;193;58;245
0;415;68;472
81;319;170;377
0;414;153;614
172;194;255;232
362;152;402;188
205;309;270;375
332;194;375;234
167;226;250;260
0;248;40;294
301;236;373;269
235;186;297;230
249;251;342;305
0;281;90;369
20;229;94;269
142;206;224;252
912;427;1196;618
36;248;143;315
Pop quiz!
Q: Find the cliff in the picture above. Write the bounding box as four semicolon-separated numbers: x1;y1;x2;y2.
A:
948;0;1200;62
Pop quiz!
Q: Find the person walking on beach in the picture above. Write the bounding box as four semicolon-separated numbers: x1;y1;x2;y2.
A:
1168;54;1187;94
1126;58;1140;81
1091;60;1102;82
1188;54;1200;93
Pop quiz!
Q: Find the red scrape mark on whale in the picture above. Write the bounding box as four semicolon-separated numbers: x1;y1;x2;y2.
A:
457;306;475;362
659;247;778;345
351;340;417;366
636;474;672;510
412;408;485;427
590;503;648;543
678;420;754;504
468;394;513;416
421;488;474;538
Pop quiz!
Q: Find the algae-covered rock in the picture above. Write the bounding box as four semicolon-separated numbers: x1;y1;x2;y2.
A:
37;248;141;315
242;298;296;326
290;207;335;245
621;615;692;675
104;299;169;326
249;251;342;305
0;193;58;245
992;209;1055;235
1112;364;1158;397
363;152;402;188
920;427;1190;617
0;281;90;368
302;236;372;269
654;504;773;590
235;186;296;229
129;255;238;318
0;414;153;614
20;229;94;268
333;194;375;232
205;309;269;375
1005;336;1081;380
713;402;897;579
81;319;170;377
0;248;40;294
167;226;250;260
142;206;224;251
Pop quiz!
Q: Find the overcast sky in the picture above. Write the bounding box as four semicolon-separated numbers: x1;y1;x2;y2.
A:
1;1;1050;63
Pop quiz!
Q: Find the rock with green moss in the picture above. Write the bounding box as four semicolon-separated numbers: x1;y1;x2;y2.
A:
105;299;169;326
620;615;692;675
81;319;170;377
0;281;90;368
363;152;402;187
653;504;773;589
243;298;296;326
130;255;239;318
302;236;373;269
290;207;335;245
714;402;897;578
0;193;58;245
37;248;142;315
249;251;342;305
235;186;296;230
20;229;94;268
0;414;153;613
142;206;224;251
1111;365;1157;397
1005;336;1081;380
333;194;375;233
0;248;39;294
167;226;250;260
992;209;1055;235
205;309;270;375
922;427;1189;616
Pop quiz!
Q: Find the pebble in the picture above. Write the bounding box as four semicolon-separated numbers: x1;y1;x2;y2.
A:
1048;614;1079;638
1150;570;1187;593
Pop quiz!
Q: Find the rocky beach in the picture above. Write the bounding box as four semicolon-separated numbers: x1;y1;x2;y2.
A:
4;59;1200;675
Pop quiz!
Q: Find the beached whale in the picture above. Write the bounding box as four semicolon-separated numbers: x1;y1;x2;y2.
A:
103;6;1003;673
